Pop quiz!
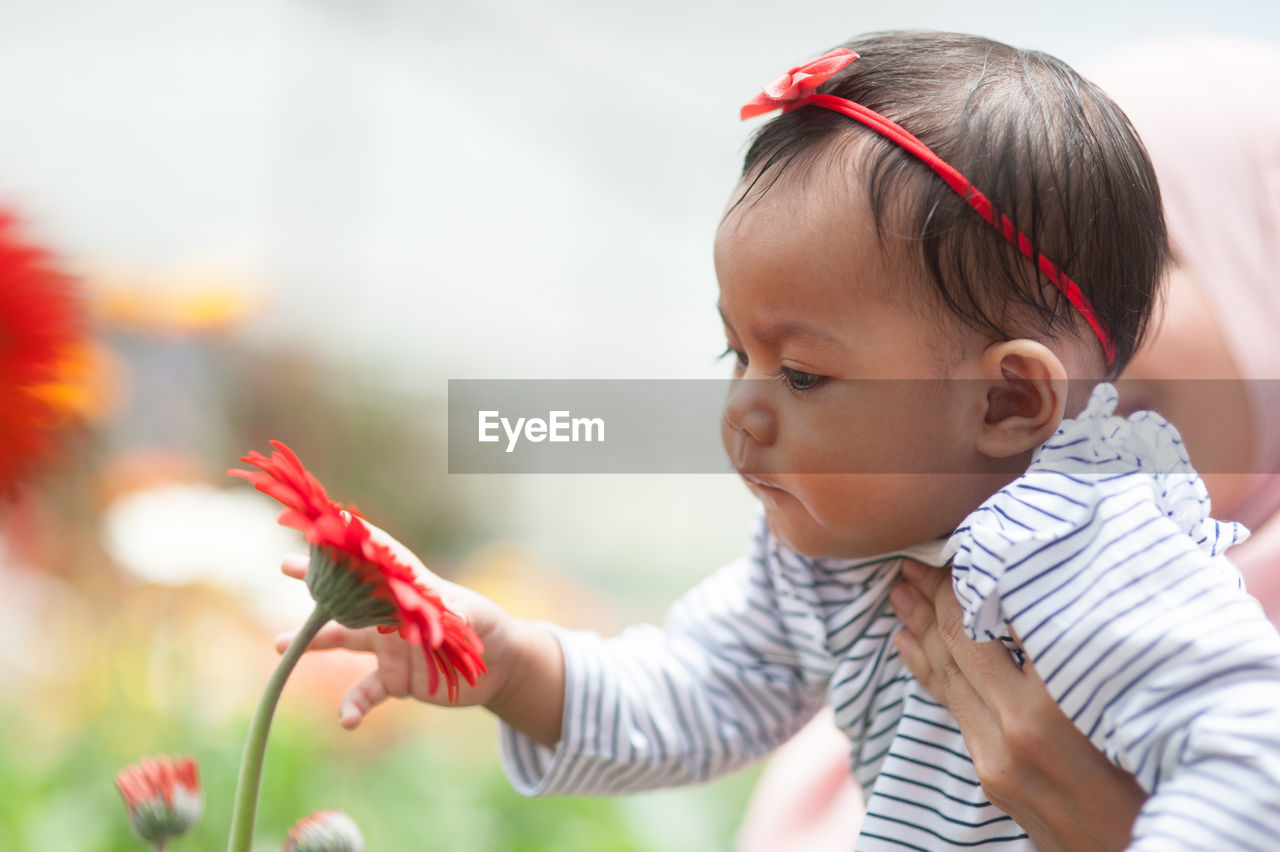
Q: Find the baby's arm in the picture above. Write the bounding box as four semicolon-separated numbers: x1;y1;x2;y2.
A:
275;547;566;748
500;522;832;797
280;517;831;796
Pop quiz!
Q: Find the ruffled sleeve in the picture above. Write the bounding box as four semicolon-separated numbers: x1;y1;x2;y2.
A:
948;383;1280;850
951;382;1247;641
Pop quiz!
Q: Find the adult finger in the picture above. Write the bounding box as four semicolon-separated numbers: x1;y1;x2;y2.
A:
925;574;1037;715
900;559;949;602
891;569;937;635
280;552;309;580
890;579;961;697
899;559;1013;694
890;582;946;701
339;670;391;729
1007;626;1040;686
891;582;994;731
901;560;1008;678
891;619;937;700
894;564;1018;733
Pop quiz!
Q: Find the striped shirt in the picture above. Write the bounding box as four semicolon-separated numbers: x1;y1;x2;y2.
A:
500;385;1280;849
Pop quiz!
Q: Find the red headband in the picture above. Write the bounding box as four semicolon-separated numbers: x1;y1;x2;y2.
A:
742;48;1114;365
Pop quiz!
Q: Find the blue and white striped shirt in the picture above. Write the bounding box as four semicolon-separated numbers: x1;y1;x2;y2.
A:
501;385;1280;850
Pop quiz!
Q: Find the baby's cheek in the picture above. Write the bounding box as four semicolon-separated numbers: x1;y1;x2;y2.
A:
789;475;865;526
800;475;934;548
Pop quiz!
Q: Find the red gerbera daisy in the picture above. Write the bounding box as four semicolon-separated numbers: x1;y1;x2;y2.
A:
229;440;486;702
0;212;84;495
227;441;336;530
115;754;202;848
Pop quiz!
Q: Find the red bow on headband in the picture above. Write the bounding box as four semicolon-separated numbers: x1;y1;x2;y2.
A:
740;48;860;120
737;46;1114;364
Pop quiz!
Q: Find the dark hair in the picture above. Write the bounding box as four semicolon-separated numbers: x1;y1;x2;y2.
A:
740;31;1168;375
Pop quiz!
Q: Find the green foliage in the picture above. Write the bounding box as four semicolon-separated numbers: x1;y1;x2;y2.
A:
3;344;763;851
0;702;756;851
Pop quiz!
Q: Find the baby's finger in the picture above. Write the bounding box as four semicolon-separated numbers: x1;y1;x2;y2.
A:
362;521;428;572
357;522;481;619
274;623;377;654
360;520;453;591
280;552;309;580
339;671;391;729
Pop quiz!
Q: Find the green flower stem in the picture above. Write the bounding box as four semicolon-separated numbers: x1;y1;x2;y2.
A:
227;603;332;852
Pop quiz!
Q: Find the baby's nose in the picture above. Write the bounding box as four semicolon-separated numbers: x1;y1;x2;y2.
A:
723;380;779;447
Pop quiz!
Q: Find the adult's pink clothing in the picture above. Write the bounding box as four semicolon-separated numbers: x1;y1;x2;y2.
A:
1091;38;1280;617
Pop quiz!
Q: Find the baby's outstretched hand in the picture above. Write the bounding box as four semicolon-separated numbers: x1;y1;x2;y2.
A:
274;528;529;730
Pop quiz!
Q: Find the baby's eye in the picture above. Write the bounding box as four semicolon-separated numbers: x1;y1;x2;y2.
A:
775;366;823;393
719;346;748;371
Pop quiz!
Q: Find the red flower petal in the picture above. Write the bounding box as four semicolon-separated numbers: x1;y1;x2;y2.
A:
114;755;202;845
0;211;85;495
114;754;201;810
285;810;364;852
230;442;487;701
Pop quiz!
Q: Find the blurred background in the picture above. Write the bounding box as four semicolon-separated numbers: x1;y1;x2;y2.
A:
2;1;1278;849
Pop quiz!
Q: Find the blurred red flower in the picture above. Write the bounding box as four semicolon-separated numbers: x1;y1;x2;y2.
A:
283;809;364;852
230;440;486;702
114;754;202;847
0;212;84;494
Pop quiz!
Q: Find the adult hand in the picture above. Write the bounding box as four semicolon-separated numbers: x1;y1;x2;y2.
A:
890;560;1146;852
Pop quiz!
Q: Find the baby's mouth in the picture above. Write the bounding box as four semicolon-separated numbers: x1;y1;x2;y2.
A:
738;471;788;499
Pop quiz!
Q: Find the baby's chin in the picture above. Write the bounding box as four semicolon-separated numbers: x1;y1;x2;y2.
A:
763;508;907;561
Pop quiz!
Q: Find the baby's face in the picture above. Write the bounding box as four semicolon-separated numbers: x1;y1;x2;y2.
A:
715;173;1004;559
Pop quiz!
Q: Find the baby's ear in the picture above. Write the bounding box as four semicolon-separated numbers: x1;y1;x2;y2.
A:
973;340;1067;459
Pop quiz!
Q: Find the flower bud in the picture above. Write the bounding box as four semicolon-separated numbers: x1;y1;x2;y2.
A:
114;755;202;846
283;810;364;852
